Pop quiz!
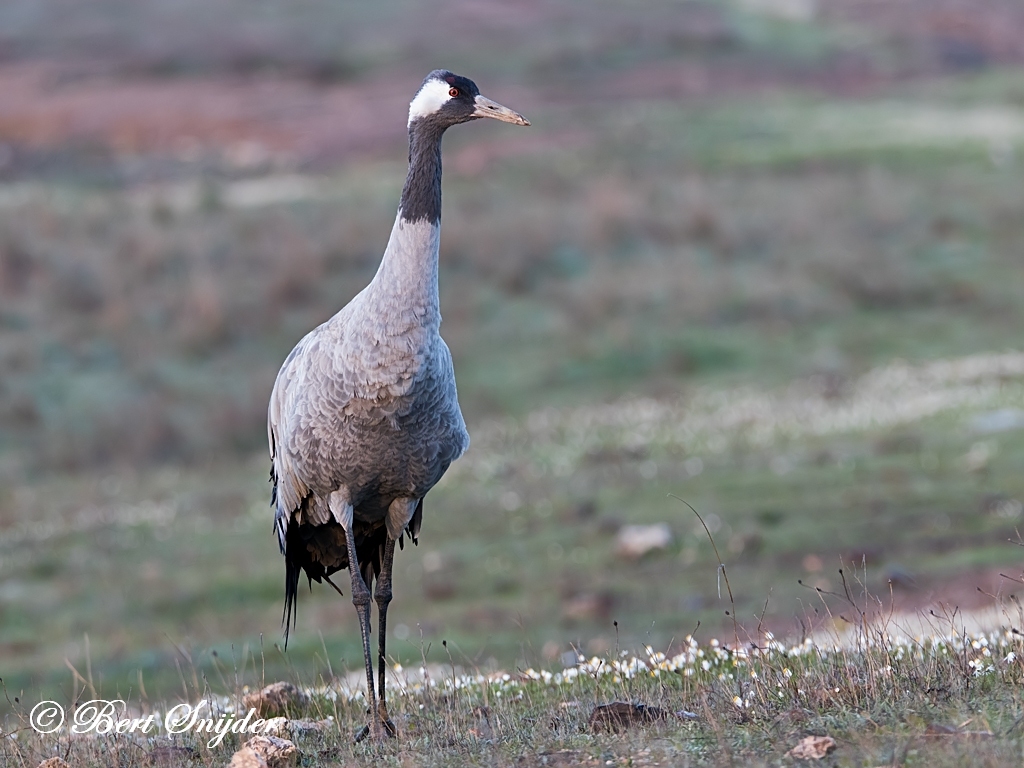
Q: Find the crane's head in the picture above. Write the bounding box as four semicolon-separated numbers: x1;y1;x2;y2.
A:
408;70;530;130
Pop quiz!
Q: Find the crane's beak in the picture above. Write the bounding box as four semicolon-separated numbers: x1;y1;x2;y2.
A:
472;95;530;126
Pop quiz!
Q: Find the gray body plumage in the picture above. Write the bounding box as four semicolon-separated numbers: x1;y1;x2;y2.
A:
269;214;468;542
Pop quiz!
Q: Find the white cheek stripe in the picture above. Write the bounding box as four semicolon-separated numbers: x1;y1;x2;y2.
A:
408;79;453;126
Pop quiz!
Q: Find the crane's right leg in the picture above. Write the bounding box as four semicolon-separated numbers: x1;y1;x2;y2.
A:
374;536;398;736
329;491;381;742
373;497;416;737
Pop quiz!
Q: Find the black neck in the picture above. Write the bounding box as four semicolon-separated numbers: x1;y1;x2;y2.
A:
399;119;445;225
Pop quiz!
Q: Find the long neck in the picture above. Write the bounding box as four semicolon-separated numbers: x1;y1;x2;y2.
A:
399;120;445;225
367;120;446;332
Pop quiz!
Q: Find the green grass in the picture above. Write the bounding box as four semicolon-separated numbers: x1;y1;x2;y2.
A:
5;151;1024;709
8;108;1024;466
5;624;1024;766
2;357;1024;710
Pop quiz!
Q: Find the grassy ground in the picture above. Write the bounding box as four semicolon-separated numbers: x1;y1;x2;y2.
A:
4;623;1024;766
2;351;1023;717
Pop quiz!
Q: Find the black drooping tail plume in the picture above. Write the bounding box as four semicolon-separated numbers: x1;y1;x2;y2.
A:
283;545;302;648
278;498;424;649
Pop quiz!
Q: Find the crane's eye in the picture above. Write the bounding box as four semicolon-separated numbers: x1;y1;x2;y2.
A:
448;87;459;98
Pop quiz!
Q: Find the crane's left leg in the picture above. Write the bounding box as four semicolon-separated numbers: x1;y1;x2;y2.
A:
374;535;398;736
329;491;383;743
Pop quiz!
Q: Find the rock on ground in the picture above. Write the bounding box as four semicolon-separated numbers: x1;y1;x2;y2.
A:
227;748;268;768
588;701;672;732
260;716;331;738
786;735;837;760
227;735;299;768
241;682;310;718
614;523;673;559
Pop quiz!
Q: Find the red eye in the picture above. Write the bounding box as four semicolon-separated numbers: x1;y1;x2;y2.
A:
449;87;459;98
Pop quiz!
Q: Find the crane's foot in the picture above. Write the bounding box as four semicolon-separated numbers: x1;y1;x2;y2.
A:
353;714;397;743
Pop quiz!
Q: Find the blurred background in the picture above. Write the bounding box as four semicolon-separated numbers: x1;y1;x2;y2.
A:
2;0;1024;708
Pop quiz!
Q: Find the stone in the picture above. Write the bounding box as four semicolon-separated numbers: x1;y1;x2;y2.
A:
588;702;671;732
241;682;309;719
260;717;330;738
228;735;298;768
614;523;673;559
227;748;268;768
786;735;837;760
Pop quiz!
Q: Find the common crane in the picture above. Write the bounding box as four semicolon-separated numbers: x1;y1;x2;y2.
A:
268;70;529;741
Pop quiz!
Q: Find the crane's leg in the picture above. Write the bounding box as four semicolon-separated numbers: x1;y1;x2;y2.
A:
374;536;398;736
330;492;382;742
344;527;383;742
